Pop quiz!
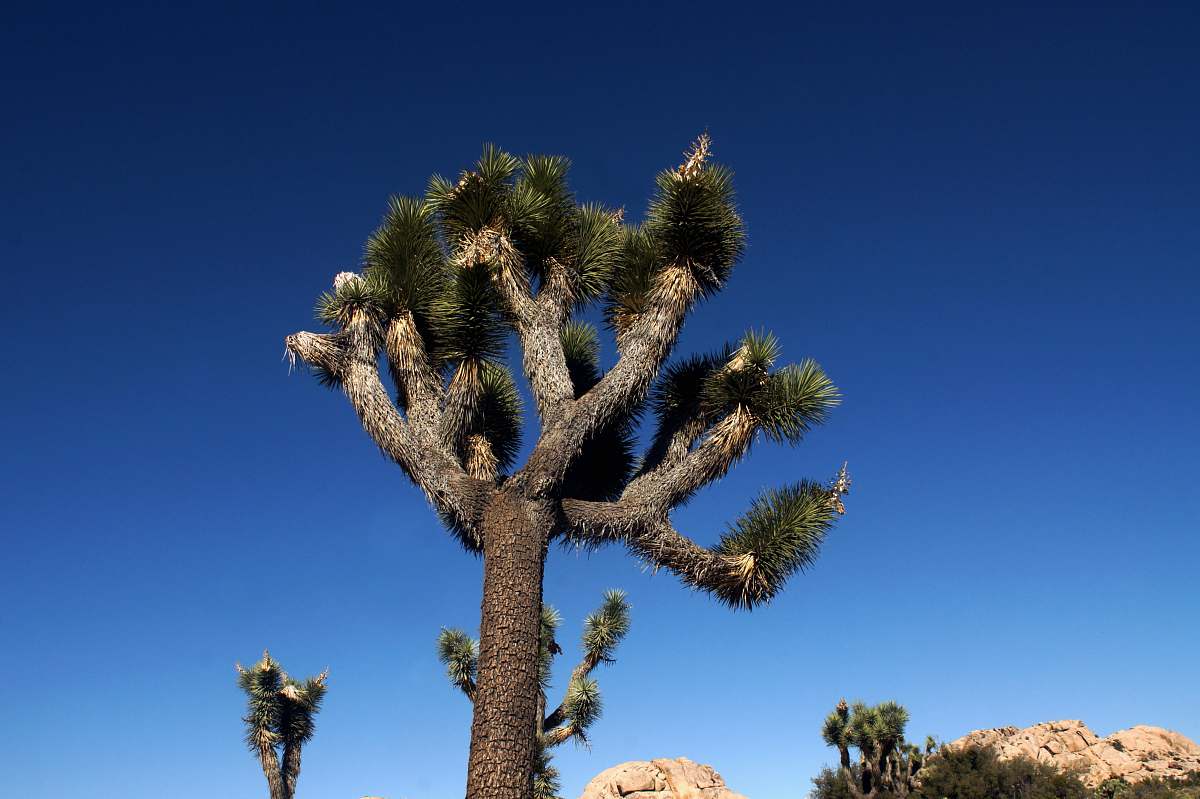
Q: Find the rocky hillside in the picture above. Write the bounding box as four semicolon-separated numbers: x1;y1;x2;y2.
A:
947;720;1200;787
579;757;747;799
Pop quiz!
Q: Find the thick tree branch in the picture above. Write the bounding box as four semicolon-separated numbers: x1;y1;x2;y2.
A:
562;468;848;608
462;226;576;429
382;311;443;436
286;312;490;545
622;408;756;511
520;263;701;496
540;723;580;748
255;735;287;799
518;260;575;425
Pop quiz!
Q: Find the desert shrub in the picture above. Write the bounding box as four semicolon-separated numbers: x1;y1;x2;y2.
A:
1113;773;1200;799
1097;779;1131;799
915;743;1090;799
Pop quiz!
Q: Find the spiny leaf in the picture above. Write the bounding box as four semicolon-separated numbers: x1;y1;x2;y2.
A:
644;154;744;297
711;479;844;608
363;196;446;320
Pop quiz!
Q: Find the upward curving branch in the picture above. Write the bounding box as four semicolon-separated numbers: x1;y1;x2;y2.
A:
286;284;490;548
563;466;849;609
520;139;743;496
623;332;841;512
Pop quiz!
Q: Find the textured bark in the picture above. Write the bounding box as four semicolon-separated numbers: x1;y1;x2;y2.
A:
282;743;301;799
256;740;287;799
519;263;699;497
465;492;552;799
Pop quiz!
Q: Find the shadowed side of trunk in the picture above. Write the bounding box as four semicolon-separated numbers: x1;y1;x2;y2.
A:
466;492;552;799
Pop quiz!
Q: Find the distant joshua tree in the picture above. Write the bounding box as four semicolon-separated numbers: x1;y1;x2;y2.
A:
285;135;851;799
236;651;328;799
438;591;632;799
821;699;935;799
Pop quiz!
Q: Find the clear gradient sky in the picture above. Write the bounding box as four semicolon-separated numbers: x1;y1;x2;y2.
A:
2;3;1198;798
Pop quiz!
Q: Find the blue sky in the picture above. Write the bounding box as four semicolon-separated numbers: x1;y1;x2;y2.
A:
2;2;1197;798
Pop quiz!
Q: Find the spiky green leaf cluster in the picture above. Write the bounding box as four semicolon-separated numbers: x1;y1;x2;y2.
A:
712;480;840;608
238;652;284;751
845;700;909;751
426;145;523;243
581;590;630;662
561;320;602;391
509;155;573;277
316;272;388;329
236;651;327;758
436;628;478;695
603;226;658;329
467;362;524;471
279;675;327;747
702;330;840;444
364;195;446;323
563;676;601;736
533;742;562;799
650;348;730;422
644;163;745;296
431;266;507;363
423;148;624;303
826;699;910;755
823;702;851;749
563;204;624;304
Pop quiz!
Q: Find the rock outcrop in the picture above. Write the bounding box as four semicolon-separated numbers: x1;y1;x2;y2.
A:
579;757;748;799
947;720;1200;787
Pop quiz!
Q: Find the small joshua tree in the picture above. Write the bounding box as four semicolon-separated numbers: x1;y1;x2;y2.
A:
285;135;851;799
821;699;935;799
438;590;631;799
236;650;328;799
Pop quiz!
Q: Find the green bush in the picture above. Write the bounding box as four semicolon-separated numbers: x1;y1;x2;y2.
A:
1106;773;1200;799
915;744;1089;799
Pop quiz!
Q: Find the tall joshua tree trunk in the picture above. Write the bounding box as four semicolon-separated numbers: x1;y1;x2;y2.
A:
286;137;852;799
467;494;552;798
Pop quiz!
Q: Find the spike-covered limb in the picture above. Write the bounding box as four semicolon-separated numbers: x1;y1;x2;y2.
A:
255;737;287;799
516;271;575;428
383;312;444;434
562;472;848;609
541;654;601;732
540;723;581;748
285;317;490;547
520;264;700;496
465;225;576;428
622;409;756;510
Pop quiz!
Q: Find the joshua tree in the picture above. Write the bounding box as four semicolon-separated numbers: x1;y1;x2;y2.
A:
821;699;935;799
284;135;851;799
438;590;631;799
236;650;328;799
